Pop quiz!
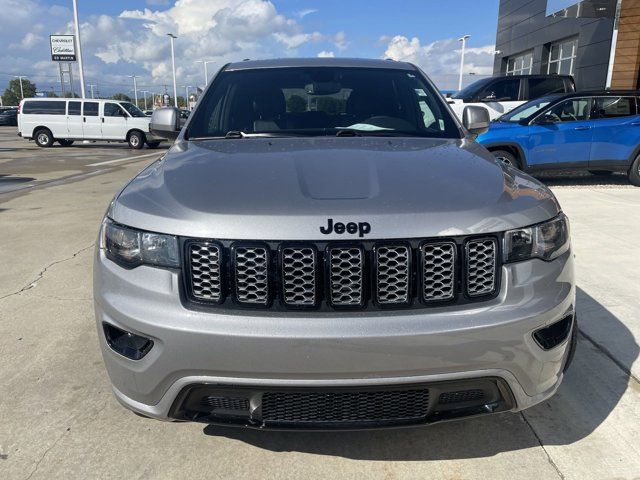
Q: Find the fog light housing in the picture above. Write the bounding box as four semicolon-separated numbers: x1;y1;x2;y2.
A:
103;323;153;360
533;315;573;350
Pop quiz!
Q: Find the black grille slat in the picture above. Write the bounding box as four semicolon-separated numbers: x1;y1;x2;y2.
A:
262;389;429;425
375;245;410;305
329;247;364;306
466;239;497;297
421;242;456;302
235;246;269;305
184;237;500;310
282;247;317;306
438;389;485;404
188;244;222;302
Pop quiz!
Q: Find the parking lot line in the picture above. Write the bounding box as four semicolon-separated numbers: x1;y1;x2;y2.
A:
87;151;163;167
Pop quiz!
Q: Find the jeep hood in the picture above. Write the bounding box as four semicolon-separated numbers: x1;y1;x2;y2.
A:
112;137;560;240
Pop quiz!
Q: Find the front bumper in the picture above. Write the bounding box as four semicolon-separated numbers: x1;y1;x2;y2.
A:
94;248;575;426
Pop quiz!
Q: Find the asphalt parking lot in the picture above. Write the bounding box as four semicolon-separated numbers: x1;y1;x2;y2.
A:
0;124;639;480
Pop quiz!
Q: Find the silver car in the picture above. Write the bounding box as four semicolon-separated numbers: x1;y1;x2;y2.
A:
94;58;576;429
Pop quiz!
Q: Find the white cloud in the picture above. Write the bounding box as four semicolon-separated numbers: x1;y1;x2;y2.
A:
382;35;495;89
317;50;335;58
334;31;347;51
296;8;318;18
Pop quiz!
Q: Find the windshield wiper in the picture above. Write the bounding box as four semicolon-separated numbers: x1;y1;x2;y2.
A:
224;130;246;139
335;129;362;137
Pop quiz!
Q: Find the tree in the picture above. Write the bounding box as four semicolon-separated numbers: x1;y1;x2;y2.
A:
1;77;37;106
112;92;132;102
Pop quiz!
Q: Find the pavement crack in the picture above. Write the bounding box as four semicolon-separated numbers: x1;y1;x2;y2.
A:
22;430;67;480
0;244;94;301
520;411;565;480
578;330;640;384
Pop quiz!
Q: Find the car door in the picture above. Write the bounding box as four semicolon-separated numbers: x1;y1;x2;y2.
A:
66;101;83;138
102;102;128;140
527;97;593;167
589;96;640;168
475;77;524;118
82;101;102;139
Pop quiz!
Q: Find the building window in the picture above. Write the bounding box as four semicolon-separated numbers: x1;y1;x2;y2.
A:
548;37;578;75
506;51;533;75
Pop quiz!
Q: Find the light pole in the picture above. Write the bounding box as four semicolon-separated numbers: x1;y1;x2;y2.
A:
72;0;86;98
167;33;178;107
130;75;139;108
88;83;96;98
458;35;470;91
182;85;193;110
14;75;24;100
195;60;215;87
141;90;149;110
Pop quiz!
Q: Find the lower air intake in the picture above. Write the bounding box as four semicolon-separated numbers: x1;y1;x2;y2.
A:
261;389;429;427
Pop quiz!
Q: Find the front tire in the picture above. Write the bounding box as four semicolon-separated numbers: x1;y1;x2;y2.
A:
58;139;74;147
34;129;54;148
491;149;520;169
128;131;144;150
629;155;640;187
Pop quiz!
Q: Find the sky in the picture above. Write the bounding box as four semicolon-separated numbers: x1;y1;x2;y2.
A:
0;0;500;98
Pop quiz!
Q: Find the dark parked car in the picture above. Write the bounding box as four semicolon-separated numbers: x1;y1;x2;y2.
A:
477;91;640;186
448;74;575;120
0;108;18;126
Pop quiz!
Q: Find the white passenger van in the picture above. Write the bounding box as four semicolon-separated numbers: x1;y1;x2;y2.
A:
18;98;164;149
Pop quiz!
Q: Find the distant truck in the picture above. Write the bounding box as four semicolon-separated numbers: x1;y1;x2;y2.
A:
447;74;575;120
17;98;164;149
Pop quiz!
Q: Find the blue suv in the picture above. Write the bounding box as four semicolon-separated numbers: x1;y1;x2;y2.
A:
477;91;640;186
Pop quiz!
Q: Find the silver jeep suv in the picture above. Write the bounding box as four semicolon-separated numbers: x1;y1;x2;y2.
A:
94;58;575;429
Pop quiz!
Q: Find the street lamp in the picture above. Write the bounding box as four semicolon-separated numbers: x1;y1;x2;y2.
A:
140;90;149;110
195;60;215;87
14;75;24;100
88;83;96;98
167;33;178;108
72;0;86;98
458;35;470;91
130;75;138;108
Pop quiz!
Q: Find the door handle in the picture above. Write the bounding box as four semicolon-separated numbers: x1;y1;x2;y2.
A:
101;118;104;123
573;126;591;131
83;117;86;123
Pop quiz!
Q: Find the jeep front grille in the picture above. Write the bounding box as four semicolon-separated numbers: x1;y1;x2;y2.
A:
234;246;269;305
281;247;317;306
329;246;364;306
188;243;222;302
375;245;410;305
421;242;456;302
466;238;498;297
183;236;500;311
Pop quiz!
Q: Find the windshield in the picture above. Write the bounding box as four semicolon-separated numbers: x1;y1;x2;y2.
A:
451;78;492;100
120;102;147;117
187;67;460;139
499;95;562;122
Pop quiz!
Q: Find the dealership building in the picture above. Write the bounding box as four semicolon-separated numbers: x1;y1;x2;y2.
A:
493;0;640;90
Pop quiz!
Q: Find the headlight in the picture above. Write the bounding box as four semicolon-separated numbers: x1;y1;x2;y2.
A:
100;218;179;269
504;213;569;263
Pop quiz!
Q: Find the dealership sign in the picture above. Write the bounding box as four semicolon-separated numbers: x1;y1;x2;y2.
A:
50;35;76;62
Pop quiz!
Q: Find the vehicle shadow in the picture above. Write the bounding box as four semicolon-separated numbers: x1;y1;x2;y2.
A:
202;287;638;460
534;171;631;187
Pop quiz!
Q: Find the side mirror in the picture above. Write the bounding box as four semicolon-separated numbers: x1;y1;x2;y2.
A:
534;114;557;125
462;105;491;136
150;107;181;140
